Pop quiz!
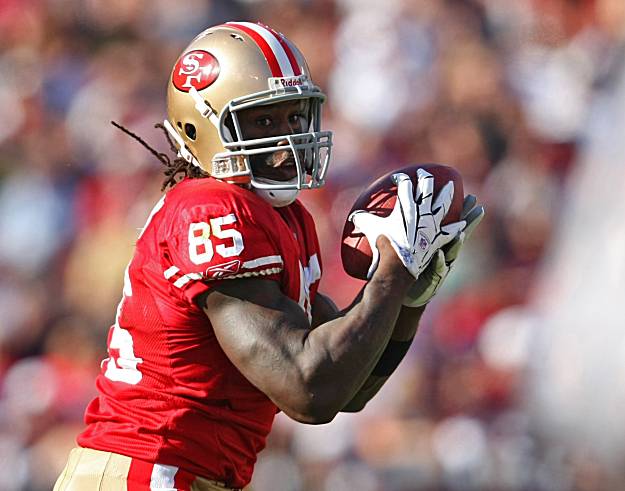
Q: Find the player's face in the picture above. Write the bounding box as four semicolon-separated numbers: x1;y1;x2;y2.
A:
237;99;310;182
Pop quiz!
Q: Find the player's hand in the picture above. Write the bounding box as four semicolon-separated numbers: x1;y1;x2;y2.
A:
403;194;485;307
350;169;466;280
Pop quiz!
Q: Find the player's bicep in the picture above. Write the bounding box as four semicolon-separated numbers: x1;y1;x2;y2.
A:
201;278;311;398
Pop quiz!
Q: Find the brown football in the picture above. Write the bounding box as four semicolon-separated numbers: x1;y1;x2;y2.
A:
341;164;464;280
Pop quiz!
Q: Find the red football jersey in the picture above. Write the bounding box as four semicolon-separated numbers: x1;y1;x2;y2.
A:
78;177;322;488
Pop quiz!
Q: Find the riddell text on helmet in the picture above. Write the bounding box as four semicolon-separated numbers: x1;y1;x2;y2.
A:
268;75;309;90
172;50;221;92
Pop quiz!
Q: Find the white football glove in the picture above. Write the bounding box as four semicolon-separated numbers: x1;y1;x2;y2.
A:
350;169;466;280
403;194;485;307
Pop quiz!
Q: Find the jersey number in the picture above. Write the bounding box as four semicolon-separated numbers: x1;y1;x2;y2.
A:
103;196;167;384
188;214;244;264
103;265;144;384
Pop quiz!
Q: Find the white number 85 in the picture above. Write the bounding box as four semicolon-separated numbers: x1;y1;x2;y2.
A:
188;213;244;264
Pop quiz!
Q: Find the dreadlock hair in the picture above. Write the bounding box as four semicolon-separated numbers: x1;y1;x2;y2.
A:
111;121;208;191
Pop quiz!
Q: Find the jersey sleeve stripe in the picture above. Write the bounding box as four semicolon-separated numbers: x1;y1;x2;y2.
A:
165;255;283;289
242;255;284;269
226;22;294;77
173;272;204;288
221;267;282;279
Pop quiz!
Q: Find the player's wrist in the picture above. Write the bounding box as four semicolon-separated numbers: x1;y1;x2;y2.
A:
406;248;451;307
392;306;425;340
374;236;415;288
402;294;432;308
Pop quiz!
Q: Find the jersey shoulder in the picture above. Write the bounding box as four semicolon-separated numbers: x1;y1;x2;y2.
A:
166;178;274;221
156;179;289;303
161;177;284;240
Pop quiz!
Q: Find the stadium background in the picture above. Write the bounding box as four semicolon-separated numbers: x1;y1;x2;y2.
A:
2;0;625;489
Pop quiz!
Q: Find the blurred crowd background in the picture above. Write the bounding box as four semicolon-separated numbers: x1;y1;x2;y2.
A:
2;0;625;490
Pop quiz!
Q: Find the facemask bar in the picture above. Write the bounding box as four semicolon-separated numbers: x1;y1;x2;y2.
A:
214;130;332;190
211;85;332;189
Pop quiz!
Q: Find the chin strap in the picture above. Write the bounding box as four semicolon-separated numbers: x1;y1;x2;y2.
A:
189;87;219;125
189;87;234;142
253;177;300;207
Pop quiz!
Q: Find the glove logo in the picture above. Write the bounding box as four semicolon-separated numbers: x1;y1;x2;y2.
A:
172;50;220;92
417;231;430;251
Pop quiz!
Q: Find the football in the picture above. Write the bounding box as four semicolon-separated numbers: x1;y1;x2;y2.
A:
341;164;464;280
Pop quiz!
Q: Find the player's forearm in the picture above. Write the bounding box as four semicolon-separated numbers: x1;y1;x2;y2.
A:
203;238;415;424
299;259;414;419
340;305;425;412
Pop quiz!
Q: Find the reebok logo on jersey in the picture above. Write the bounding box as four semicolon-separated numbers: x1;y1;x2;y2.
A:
205;259;242;279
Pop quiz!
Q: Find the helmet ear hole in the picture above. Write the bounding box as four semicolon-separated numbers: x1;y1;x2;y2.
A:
184;123;197;140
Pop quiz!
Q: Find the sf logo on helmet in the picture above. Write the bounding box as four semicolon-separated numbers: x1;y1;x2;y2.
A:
172;50;220;92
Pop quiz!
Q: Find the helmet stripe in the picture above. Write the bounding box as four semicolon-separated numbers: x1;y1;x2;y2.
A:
261;24;302;76
226;22;295;77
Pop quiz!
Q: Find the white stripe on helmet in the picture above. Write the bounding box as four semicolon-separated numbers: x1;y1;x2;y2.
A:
233;22;296;77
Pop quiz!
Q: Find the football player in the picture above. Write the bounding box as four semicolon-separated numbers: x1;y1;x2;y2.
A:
54;22;483;491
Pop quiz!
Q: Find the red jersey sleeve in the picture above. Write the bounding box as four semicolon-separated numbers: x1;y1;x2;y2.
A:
160;181;284;304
